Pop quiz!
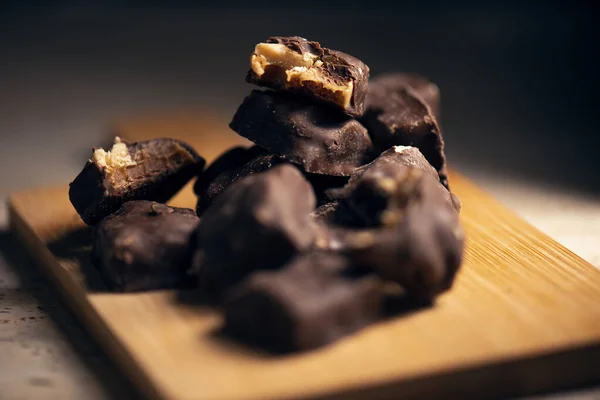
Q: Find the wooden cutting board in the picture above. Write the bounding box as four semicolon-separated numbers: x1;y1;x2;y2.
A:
8;108;600;400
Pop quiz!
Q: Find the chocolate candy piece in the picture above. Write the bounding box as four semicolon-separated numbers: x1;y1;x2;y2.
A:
224;252;383;353
230;90;373;176
361;79;448;188
305;173;349;206
311;146;451;251
312;201;361;227
450;193;462;213
189;164;317;301
195;145;348;214
370;72;440;120
343;170;464;301
91;201;200;292
194;146;282;215
193;146;258;202
247;36;370;117
311;201;365;252
340;146;458;226
363;145;439;179
70;137;205;225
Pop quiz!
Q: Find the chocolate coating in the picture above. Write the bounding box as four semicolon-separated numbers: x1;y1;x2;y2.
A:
189;164;317;301
343;170;464;301
305;173;349;207
312;201;361;227
224;252;383;353
450;192;462;212
310;146;458;251
195;145;349;214
230;90;373;176
70;138;205;225
91;201;200;292
311;201;370;253
247;36;370;117
369;72;440;120
193;146;258;201
194;146;284;215
340;146;458;226
361;80;449;189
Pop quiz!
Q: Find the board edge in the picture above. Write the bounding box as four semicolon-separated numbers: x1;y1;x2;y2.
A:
7;198;168;400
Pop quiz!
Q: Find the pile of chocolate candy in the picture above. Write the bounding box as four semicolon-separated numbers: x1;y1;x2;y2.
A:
69;36;464;353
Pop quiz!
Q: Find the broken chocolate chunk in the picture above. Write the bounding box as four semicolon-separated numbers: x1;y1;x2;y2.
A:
247;36;370;117
369;72;440;120
230;90;373;176
189;164;317;301
70;137;205;225
343;170;464;301
91;201;200;292
361;79;449;188
224;251;383;353
340;146;458;226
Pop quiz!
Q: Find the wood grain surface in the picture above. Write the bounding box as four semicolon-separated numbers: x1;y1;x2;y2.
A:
7;110;600;400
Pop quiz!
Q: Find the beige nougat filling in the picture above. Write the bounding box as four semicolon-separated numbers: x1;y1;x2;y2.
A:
250;43;318;76
92;137;139;194
92;137;137;174
250;43;353;109
93;138;195;195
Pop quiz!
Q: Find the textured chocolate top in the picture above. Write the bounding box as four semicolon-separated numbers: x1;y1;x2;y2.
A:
189;164;317;301
247;36;370;116
194;146;283;215
92;201;199;292
343;170;464;301
230;90;373;176
361;81;448;189
369;72;440;119
195;145;349;215
265;36;324;57
69;138;204;225
224;251;383;352
340;146;458;225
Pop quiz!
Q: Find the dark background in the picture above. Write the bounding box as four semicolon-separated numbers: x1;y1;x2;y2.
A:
0;0;599;193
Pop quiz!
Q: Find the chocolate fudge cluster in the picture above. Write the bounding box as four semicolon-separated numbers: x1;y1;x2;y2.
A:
69;36;464;353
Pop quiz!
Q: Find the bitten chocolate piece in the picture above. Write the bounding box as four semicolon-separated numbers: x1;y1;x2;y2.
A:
343;169;465;301
230;90;373;176
247;36;370;117
369;72;440;120
340;146;458;226
361;79;449;188
224;252;383;353
70;137;205;225
91;201;200;292
189;165;316;301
